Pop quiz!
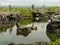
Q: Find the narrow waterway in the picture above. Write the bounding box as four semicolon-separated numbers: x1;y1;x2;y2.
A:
0;21;50;45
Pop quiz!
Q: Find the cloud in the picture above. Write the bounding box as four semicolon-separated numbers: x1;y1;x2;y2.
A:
0;0;60;6
0;2;10;6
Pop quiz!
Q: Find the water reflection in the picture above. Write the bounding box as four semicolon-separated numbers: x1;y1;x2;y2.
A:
0;28;7;33
9;27;13;34
0;24;15;34
16;26;37;37
16;20;38;37
16;29;31;37
0;19;50;45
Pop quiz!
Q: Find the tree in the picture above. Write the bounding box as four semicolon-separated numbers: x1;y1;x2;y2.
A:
32;4;34;11
9;4;12;12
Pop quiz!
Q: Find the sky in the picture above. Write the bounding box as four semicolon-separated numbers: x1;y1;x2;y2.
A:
0;0;60;6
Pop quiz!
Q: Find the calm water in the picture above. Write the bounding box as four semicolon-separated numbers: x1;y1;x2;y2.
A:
0;22;50;45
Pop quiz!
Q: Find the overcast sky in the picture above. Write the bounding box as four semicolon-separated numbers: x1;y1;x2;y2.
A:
0;0;60;6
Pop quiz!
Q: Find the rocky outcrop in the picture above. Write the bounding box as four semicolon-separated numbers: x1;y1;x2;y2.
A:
46;21;60;33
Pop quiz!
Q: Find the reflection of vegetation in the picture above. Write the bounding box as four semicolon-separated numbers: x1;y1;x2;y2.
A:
16;26;37;37
0;21;15;28
9;28;13;33
0;24;14;28
0;24;14;33
0;28;7;33
16;30;31;37
20;19;47;26
20;19;32;25
16;20;37;37
0;22;15;33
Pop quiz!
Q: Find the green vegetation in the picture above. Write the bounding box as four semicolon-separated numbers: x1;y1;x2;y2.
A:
44;6;60;11
20;19;32;25
0;6;60;16
20;18;48;26
50;38;60;45
12;8;32;16
47;32;60;45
